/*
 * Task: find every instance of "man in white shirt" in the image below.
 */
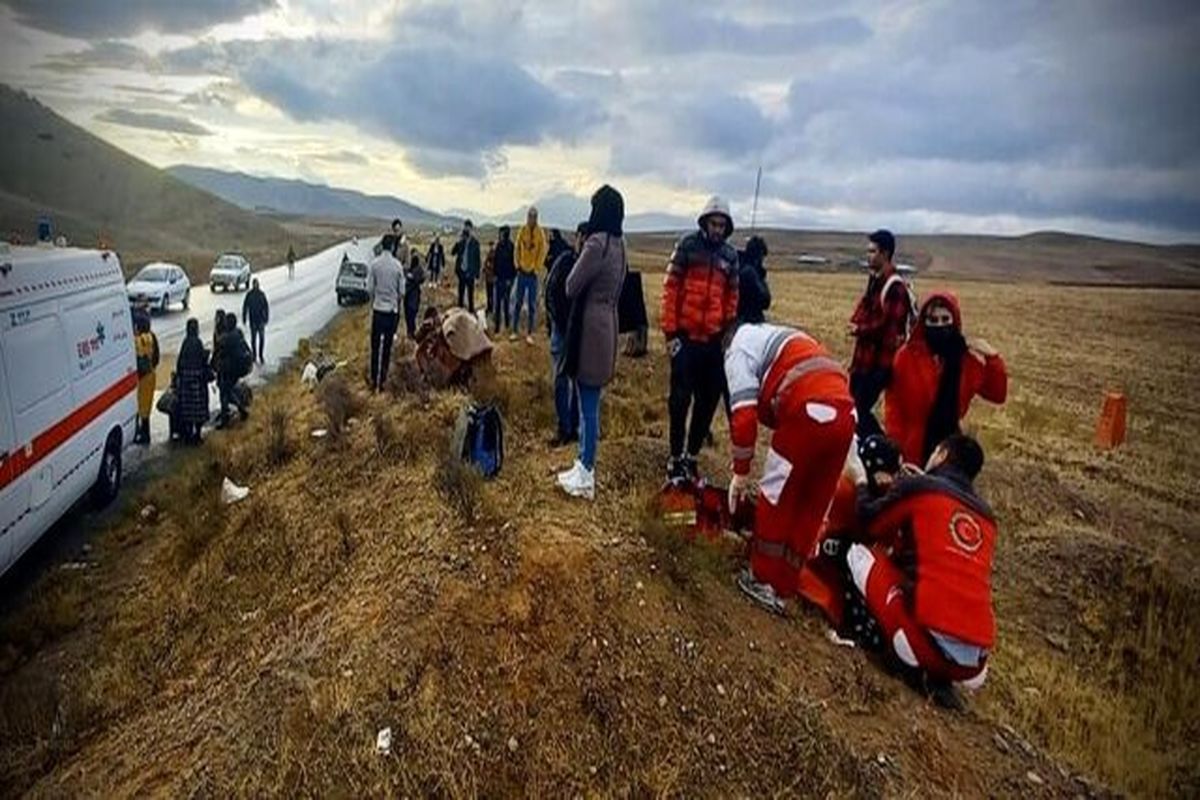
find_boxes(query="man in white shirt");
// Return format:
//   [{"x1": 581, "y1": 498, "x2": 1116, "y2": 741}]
[{"x1": 368, "y1": 234, "x2": 406, "y2": 391}]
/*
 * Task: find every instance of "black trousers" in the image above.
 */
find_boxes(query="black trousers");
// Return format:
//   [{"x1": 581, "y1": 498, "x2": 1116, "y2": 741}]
[
  {"x1": 250, "y1": 324, "x2": 265, "y2": 363},
  {"x1": 668, "y1": 338, "x2": 726, "y2": 458},
  {"x1": 370, "y1": 310, "x2": 399, "y2": 390},
  {"x1": 457, "y1": 277, "x2": 476, "y2": 312},
  {"x1": 850, "y1": 367, "x2": 891, "y2": 439},
  {"x1": 404, "y1": 292, "x2": 421, "y2": 338}
]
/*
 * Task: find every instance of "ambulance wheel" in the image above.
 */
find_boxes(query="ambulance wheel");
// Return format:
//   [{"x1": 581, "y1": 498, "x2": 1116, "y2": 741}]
[
  {"x1": 92, "y1": 430, "x2": 123, "y2": 508},
  {"x1": 160, "y1": 294, "x2": 169, "y2": 314},
  {"x1": 183, "y1": 289, "x2": 190, "y2": 310}
]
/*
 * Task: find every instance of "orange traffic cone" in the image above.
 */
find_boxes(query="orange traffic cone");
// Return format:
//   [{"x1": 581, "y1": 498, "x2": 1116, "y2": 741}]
[{"x1": 1095, "y1": 391, "x2": 1127, "y2": 450}]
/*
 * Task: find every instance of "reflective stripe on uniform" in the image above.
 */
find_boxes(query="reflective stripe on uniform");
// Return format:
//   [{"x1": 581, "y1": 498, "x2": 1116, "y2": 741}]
[{"x1": 770, "y1": 355, "x2": 845, "y2": 417}]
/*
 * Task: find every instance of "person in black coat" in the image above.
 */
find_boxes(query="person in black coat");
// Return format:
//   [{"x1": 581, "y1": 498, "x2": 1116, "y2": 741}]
[
  {"x1": 736, "y1": 235, "x2": 771, "y2": 324},
  {"x1": 175, "y1": 318, "x2": 212, "y2": 444},
  {"x1": 493, "y1": 225, "x2": 516, "y2": 333},
  {"x1": 404, "y1": 251, "x2": 425, "y2": 338},
  {"x1": 451, "y1": 220, "x2": 481, "y2": 312},
  {"x1": 214, "y1": 315, "x2": 251, "y2": 427},
  {"x1": 242, "y1": 278, "x2": 270, "y2": 364}
]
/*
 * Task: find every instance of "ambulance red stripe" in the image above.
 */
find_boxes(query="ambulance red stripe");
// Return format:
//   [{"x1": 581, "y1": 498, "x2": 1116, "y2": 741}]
[{"x1": 0, "y1": 370, "x2": 137, "y2": 492}]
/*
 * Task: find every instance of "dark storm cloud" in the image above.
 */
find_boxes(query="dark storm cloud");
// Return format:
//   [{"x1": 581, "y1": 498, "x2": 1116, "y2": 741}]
[
  {"x1": 169, "y1": 37, "x2": 593, "y2": 176},
  {"x1": 37, "y1": 41, "x2": 157, "y2": 74},
  {"x1": 95, "y1": 108, "x2": 213, "y2": 136},
  {"x1": 3, "y1": 0, "x2": 276, "y2": 38}
]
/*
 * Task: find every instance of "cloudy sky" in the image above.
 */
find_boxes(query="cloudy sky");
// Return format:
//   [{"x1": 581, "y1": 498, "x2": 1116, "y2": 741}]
[{"x1": 1, "y1": 0, "x2": 1197, "y2": 242}]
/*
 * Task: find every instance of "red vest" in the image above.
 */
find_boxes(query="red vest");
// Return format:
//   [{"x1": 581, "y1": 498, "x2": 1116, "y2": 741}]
[{"x1": 866, "y1": 474, "x2": 997, "y2": 647}]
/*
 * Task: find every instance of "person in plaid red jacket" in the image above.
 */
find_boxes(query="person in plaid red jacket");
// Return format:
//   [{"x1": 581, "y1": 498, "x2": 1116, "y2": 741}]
[{"x1": 848, "y1": 229, "x2": 912, "y2": 437}]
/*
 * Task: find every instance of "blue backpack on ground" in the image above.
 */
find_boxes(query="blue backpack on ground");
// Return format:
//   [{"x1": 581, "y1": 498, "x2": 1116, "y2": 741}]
[{"x1": 454, "y1": 403, "x2": 504, "y2": 479}]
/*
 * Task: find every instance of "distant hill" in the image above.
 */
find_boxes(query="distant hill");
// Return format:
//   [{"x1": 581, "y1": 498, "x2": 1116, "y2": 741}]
[
  {"x1": 168, "y1": 165, "x2": 455, "y2": 228},
  {"x1": 626, "y1": 228, "x2": 1200, "y2": 287},
  {"x1": 479, "y1": 192, "x2": 692, "y2": 233},
  {"x1": 0, "y1": 85, "x2": 302, "y2": 279}
]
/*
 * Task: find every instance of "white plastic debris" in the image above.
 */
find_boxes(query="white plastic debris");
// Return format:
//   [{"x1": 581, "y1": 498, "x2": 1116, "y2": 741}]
[
  {"x1": 310, "y1": 428, "x2": 329, "y2": 439},
  {"x1": 221, "y1": 477, "x2": 250, "y2": 505},
  {"x1": 376, "y1": 727, "x2": 392, "y2": 755},
  {"x1": 301, "y1": 361, "x2": 319, "y2": 387}
]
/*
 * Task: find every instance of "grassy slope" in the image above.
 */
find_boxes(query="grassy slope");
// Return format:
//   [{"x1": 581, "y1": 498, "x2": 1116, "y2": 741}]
[
  {"x1": 1, "y1": 252, "x2": 1198, "y2": 797},
  {"x1": 0, "y1": 86, "x2": 344, "y2": 280}
]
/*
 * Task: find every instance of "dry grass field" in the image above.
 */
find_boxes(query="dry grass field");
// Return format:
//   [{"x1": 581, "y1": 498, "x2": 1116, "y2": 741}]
[{"x1": 0, "y1": 242, "x2": 1197, "y2": 797}]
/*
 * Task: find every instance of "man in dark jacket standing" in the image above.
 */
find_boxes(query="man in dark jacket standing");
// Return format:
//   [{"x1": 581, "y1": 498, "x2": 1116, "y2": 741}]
[
  {"x1": 427, "y1": 235, "x2": 445, "y2": 287},
  {"x1": 242, "y1": 278, "x2": 269, "y2": 365},
  {"x1": 848, "y1": 229, "x2": 912, "y2": 438},
  {"x1": 736, "y1": 235, "x2": 771, "y2": 324},
  {"x1": 493, "y1": 225, "x2": 516, "y2": 333},
  {"x1": 452, "y1": 219, "x2": 481, "y2": 312},
  {"x1": 545, "y1": 221, "x2": 587, "y2": 446}
]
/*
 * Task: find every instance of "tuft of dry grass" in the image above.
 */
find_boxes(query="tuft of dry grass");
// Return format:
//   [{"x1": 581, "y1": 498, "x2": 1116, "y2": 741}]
[
  {"x1": 266, "y1": 405, "x2": 292, "y2": 466},
  {"x1": 433, "y1": 448, "x2": 484, "y2": 525}
]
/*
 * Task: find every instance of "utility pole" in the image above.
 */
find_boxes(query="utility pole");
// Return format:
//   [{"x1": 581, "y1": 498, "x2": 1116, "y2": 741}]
[{"x1": 750, "y1": 166, "x2": 762, "y2": 232}]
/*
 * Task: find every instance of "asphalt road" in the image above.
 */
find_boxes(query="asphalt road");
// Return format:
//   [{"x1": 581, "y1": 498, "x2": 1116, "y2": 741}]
[{"x1": 142, "y1": 237, "x2": 374, "y2": 446}]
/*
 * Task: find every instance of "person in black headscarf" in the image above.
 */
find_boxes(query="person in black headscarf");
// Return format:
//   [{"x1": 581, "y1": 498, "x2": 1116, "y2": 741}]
[
  {"x1": 175, "y1": 318, "x2": 212, "y2": 444},
  {"x1": 736, "y1": 235, "x2": 771, "y2": 324}
]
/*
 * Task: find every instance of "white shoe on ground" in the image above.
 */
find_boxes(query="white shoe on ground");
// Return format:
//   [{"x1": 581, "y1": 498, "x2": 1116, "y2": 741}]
[{"x1": 557, "y1": 460, "x2": 595, "y2": 500}]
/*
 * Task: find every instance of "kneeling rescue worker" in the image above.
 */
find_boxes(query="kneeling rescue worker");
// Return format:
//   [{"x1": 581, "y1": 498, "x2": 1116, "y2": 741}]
[
  {"x1": 846, "y1": 433, "x2": 996, "y2": 707},
  {"x1": 725, "y1": 322, "x2": 855, "y2": 614}
]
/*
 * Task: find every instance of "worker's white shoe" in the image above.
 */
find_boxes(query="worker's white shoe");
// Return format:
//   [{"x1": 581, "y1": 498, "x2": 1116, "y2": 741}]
[
  {"x1": 557, "y1": 460, "x2": 595, "y2": 500},
  {"x1": 556, "y1": 461, "x2": 581, "y2": 484}
]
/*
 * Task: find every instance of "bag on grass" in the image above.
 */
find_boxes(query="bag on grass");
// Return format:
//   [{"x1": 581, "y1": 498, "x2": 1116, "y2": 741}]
[{"x1": 452, "y1": 403, "x2": 505, "y2": 479}]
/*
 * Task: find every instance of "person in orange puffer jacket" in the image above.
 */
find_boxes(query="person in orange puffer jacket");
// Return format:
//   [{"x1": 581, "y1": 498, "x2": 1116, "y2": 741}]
[
  {"x1": 661, "y1": 196, "x2": 740, "y2": 482},
  {"x1": 884, "y1": 291, "x2": 1007, "y2": 466}
]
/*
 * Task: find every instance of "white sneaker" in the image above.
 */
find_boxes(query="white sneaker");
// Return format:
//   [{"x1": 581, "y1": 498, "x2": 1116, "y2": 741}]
[
  {"x1": 509, "y1": 332, "x2": 519, "y2": 342},
  {"x1": 524, "y1": 335, "x2": 535, "y2": 345},
  {"x1": 558, "y1": 460, "x2": 595, "y2": 500},
  {"x1": 556, "y1": 461, "x2": 581, "y2": 484}
]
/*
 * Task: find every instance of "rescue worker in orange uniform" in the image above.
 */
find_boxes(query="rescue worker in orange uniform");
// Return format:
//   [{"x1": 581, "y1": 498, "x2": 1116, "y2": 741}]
[
  {"x1": 725, "y1": 322, "x2": 855, "y2": 614},
  {"x1": 884, "y1": 292, "x2": 1007, "y2": 465},
  {"x1": 133, "y1": 310, "x2": 160, "y2": 446},
  {"x1": 797, "y1": 434, "x2": 902, "y2": 636},
  {"x1": 846, "y1": 433, "x2": 997, "y2": 707}
]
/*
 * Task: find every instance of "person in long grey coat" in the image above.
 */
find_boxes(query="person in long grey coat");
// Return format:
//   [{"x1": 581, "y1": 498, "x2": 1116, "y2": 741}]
[{"x1": 557, "y1": 184, "x2": 627, "y2": 500}]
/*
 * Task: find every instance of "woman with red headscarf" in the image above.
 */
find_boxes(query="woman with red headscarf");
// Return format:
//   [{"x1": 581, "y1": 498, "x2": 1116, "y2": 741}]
[{"x1": 884, "y1": 292, "x2": 1008, "y2": 466}]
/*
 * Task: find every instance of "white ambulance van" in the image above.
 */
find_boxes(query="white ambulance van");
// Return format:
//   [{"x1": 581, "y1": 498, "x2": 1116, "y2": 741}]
[{"x1": 0, "y1": 243, "x2": 137, "y2": 577}]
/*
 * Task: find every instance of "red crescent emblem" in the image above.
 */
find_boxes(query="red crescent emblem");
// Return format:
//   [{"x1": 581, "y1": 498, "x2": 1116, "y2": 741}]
[{"x1": 949, "y1": 511, "x2": 984, "y2": 553}]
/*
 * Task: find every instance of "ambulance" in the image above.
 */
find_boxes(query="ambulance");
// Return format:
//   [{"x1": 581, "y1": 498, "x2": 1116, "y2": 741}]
[{"x1": 0, "y1": 243, "x2": 137, "y2": 577}]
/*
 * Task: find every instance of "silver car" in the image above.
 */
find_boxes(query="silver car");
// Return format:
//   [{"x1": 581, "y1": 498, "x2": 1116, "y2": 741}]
[
  {"x1": 210, "y1": 252, "x2": 251, "y2": 292},
  {"x1": 336, "y1": 259, "x2": 370, "y2": 305},
  {"x1": 126, "y1": 262, "x2": 191, "y2": 313}
]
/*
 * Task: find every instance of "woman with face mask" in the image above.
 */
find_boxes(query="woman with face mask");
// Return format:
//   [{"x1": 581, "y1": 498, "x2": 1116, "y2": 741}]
[{"x1": 884, "y1": 292, "x2": 1008, "y2": 465}]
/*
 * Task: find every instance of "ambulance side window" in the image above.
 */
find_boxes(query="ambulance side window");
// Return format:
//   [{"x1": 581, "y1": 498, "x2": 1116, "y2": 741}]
[{"x1": 1, "y1": 312, "x2": 70, "y2": 444}]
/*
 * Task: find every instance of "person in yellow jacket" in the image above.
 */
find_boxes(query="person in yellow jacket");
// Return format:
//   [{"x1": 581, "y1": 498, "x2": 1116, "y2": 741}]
[
  {"x1": 133, "y1": 310, "x2": 160, "y2": 445},
  {"x1": 513, "y1": 206, "x2": 548, "y2": 344}
]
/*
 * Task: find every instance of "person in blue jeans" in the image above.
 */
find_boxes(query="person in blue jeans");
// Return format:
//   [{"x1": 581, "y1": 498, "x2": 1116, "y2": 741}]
[
  {"x1": 557, "y1": 185, "x2": 627, "y2": 500},
  {"x1": 513, "y1": 207, "x2": 548, "y2": 343},
  {"x1": 545, "y1": 222, "x2": 587, "y2": 445}
]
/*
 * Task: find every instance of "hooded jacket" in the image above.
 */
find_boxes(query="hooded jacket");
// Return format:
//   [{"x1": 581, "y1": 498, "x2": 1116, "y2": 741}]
[
  {"x1": 516, "y1": 221, "x2": 548, "y2": 274},
  {"x1": 858, "y1": 465, "x2": 998, "y2": 648},
  {"x1": 884, "y1": 292, "x2": 1008, "y2": 464},
  {"x1": 660, "y1": 197, "x2": 739, "y2": 343}
]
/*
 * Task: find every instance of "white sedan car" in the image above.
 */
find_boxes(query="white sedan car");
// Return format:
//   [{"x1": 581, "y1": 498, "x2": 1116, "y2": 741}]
[{"x1": 126, "y1": 262, "x2": 191, "y2": 313}]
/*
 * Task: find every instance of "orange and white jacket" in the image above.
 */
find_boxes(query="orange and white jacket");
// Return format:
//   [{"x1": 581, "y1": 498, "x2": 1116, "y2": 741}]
[{"x1": 725, "y1": 323, "x2": 849, "y2": 475}]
